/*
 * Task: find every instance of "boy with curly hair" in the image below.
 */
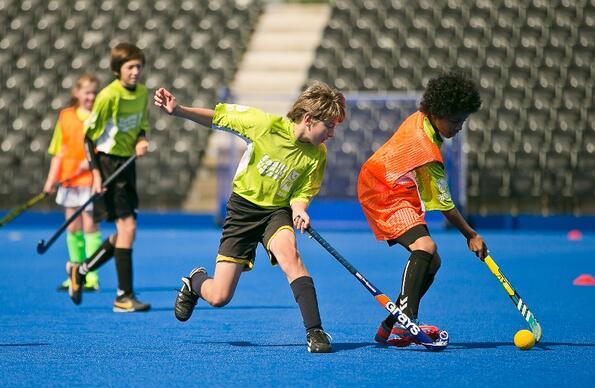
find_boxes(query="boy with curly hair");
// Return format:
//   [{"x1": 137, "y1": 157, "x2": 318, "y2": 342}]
[
  {"x1": 357, "y1": 71, "x2": 488, "y2": 345},
  {"x1": 154, "y1": 81, "x2": 345, "y2": 353}
]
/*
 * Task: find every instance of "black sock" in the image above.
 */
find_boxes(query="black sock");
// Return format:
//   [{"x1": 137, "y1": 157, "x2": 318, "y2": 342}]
[
  {"x1": 190, "y1": 270, "x2": 209, "y2": 298},
  {"x1": 385, "y1": 250, "x2": 433, "y2": 327},
  {"x1": 290, "y1": 276, "x2": 322, "y2": 331},
  {"x1": 80, "y1": 237, "x2": 115, "y2": 274},
  {"x1": 114, "y1": 248, "x2": 133, "y2": 295},
  {"x1": 420, "y1": 272, "x2": 436, "y2": 298}
]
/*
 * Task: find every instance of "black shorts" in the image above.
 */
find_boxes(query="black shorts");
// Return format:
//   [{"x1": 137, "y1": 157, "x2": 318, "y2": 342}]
[
  {"x1": 93, "y1": 152, "x2": 138, "y2": 223},
  {"x1": 217, "y1": 193, "x2": 294, "y2": 271},
  {"x1": 387, "y1": 224, "x2": 430, "y2": 250}
]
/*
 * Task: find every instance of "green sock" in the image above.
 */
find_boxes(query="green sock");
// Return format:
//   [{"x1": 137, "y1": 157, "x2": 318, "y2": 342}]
[
  {"x1": 84, "y1": 231, "x2": 103, "y2": 258},
  {"x1": 84, "y1": 231, "x2": 103, "y2": 284},
  {"x1": 66, "y1": 232, "x2": 86, "y2": 263}
]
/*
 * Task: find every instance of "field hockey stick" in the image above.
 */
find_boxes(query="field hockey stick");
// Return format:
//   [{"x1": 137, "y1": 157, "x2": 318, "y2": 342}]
[
  {"x1": 306, "y1": 226, "x2": 448, "y2": 351},
  {"x1": 0, "y1": 192, "x2": 48, "y2": 227},
  {"x1": 483, "y1": 255, "x2": 542, "y2": 342},
  {"x1": 36, "y1": 155, "x2": 137, "y2": 254},
  {"x1": 0, "y1": 170, "x2": 89, "y2": 228}
]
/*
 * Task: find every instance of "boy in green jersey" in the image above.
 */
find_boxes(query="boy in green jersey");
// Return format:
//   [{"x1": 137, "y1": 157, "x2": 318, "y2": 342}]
[
  {"x1": 154, "y1": 81, "x2": 346, "y2": 353},
  {"x1": 67, "y1": 42, "x2": 151, "y2": 312}
]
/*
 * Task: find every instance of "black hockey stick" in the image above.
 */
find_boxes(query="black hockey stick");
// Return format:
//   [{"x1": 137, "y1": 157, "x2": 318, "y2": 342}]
[{"x1": 36, "y1": 155, "x2": 137, "y2": 254}]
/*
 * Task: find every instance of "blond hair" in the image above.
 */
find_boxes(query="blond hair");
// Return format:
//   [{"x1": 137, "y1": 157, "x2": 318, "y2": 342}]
[
  {"x1": 287, "y1": 81, "x2": 346, "y2": 124},
  {"x1": 70, "y1": 73, "x2": 98, "y2": 107}
]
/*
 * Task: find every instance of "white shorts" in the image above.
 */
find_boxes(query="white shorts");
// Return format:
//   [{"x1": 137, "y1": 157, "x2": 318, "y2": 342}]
[{"x1": 55, "y1": 186, "x2": 94, "y2": 210}]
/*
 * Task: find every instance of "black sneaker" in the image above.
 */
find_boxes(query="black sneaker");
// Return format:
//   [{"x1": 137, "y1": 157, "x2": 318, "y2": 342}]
[
  {"x1": 57, "y1": 280, "x2": 100, "y2": 292},
  {"x1": 113, "y1": 293, "x2": 151, "y2": 313},
  {"x1": 66, "y1": 262, "x2": 85, "y2": 305},
  {"x1": 174, "y1": 268, "x2": 205, "y2": 322},
  {"x1": 306, "y1": 328, "x2": 333, "y2": 353}
]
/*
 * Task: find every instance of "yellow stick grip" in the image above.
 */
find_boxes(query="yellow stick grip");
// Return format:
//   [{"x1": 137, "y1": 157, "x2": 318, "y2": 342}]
[{"x1": 484, "y1": 255, "x2": 515, "y2": 295}]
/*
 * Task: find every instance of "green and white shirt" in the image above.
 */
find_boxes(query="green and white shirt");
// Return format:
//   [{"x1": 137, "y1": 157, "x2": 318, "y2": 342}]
[
  {"x1": 85, "y1": 80, "x2": 149, "y2": 156},
  {"x1": 212, "y1": 103, "x2": 326, "y2": 209}
]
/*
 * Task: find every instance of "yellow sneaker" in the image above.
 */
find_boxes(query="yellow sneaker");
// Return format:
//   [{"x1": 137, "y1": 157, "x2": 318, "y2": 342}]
[
  {"x1": 57, "y1": 278, "x2": 70, "y2": 292},
  {"x1": 84, "y1": 271, "x2": 100, "y2": 291},
  {"x1": 113, "y1": 293, "x2": 151, "y2": 313}
]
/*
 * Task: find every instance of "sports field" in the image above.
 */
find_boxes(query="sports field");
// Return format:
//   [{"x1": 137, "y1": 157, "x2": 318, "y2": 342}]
[{"x1": 1, "y1": 220, "x2": 593, "y2": 386}]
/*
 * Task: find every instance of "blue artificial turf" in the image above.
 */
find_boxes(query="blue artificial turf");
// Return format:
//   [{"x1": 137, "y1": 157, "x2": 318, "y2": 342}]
[{"x1": 0, "y1": 224, "x2": 594, "y2": 386}]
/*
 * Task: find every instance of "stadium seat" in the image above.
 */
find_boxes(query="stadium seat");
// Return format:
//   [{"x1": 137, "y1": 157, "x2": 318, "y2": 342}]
[
  {"x1": 531, "y1": 87, "x2": 558, "y2": 112},
  {"x1": 432, "y1": 26, "x2": 459, "y2": 50},
  {"x1": 541, "y1": 46, "x2": 568, "y2": 71},
  {"x1": 477, "y1": 169, "x2": 510, "y2": 199},
  {"x1": 555, "y1": 108, "x2": 583, "y2": 132},
  {"x1": 0, "y1": 0, "x2": 264, "y2": 208}
]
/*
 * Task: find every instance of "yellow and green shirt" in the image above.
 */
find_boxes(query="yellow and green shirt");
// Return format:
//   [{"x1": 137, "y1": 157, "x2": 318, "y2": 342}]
[
  {"x1": 411, "y1": 117, "x2": 454, "y2": 212},
  {"x1": 212, "y1": 103, "x2": 326, "y2": 209},
  {"x1": 85, "y1": 79, "x2": 149, "y2": 156}
]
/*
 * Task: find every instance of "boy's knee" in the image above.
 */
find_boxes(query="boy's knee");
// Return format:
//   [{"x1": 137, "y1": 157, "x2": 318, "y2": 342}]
[
  {"x1": 67, "y1": 224, "x2": 82, "y2": 233},
  {"x1": 210, "y1": 293, "x2": 232, "y2": 308},
  {"x1": 279, "y1": 255, "x2": 309, "y2": 281},
  {"x1": 409, "y1": 237, "x2": 436, "y2": 255},
  {"x1": 269, "y1": 230, "x2": 297, "y2": 256},
  {"x1": 275, "y1": 246, "x2": 299, "y2": 265},
  {"x1": 117, "y1": 220, "x2": 136, "y2": 239}
]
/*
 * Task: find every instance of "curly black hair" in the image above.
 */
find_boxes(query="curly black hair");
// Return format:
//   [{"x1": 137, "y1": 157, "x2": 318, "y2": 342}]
[{"x1": 419, "y1": 71, "x2": 481, "y2": 118}]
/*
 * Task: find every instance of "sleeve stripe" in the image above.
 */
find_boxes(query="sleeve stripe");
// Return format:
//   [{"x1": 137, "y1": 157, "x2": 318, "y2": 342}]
[{"x1": 211, "y1": 124, "x2": 251, "y2": 143}]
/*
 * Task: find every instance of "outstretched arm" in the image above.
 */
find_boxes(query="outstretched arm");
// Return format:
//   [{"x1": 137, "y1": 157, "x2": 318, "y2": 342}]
[
  {"x1": 153, "y1": 87, "x2": 214, "y2": 127},
  {"x1": 442, "y1": 207, "x2": 488, "y2": 259},
  {"x1": 43, "y1": 156, "x2": 62, "y2": 193}
]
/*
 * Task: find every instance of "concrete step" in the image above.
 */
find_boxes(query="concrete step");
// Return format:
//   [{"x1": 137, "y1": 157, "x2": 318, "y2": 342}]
[
  {"x1": 233, "y1": 70, "x2": 306, "y2": 92},
  {"x1": 258, "y1": 5, "x2": 329, "y2": 32},
  {"x1": 249, "y1": 32, "x2": 322, "y2": 51},
  {"x1": 182, "y1": 156, "x2": 217, "y2": 212},
  {"x1": 241, "y1": 51, "x2": 314, "y2": 71}
]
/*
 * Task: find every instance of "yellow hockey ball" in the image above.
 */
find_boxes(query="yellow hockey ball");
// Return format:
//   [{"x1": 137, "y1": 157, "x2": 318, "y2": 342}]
[{"x1": 514, "y1": 329, "x2": 535, "y2": 350}]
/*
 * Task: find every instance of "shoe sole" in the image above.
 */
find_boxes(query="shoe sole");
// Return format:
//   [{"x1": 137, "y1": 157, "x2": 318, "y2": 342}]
[
  {"x1": 307, "y1": 345, "x2": 332, "y2": 353},
  {"x1": 374, "y1": 335, "x2": 388, "y2": 344},
  {"x1": 174, "y1": 298, "x2": 195, "y2": 322},
  {"x1": 57, "y1": 286, "x2": 99, "y2": 292},
  {"x1": 387, "y1": 337, "x2": 415, "y2": 347},
  {"x1": 113, "y1": 306, "x2": 151, "y2": 313}
]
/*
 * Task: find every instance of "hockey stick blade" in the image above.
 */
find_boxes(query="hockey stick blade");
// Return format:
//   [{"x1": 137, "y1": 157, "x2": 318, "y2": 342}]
[
  {"x1": 483, "y1": 255, "x2": 542, "y2": 342},
  {"x1": 36, "y1": 239, "x2": 48, "y2": 254}
]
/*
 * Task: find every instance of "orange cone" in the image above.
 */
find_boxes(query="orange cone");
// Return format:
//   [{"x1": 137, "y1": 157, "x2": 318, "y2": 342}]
[{"x1": 573, "y1": 274, "x2": 595, "y2": 286}]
